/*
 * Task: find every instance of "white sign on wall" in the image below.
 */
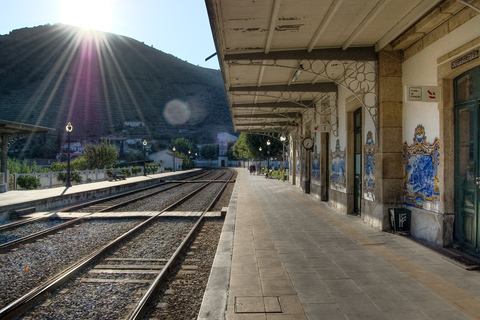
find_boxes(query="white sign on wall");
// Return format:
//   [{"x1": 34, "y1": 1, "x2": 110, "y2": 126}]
[
  {"x1": 406, "y1": 85, "x2": 441, "y2": 102},
  {"x1": 313, "y1": 123, "x2": 329, "y2": 132}
]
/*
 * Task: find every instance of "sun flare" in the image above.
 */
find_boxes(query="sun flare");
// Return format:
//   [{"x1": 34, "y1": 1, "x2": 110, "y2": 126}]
[{"x1": 60, "y1": 0, "x2": 113, "y2": 32}]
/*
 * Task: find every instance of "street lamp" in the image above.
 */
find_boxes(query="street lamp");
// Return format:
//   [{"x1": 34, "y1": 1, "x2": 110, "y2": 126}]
[
  {"x1": 65, "y1": 122, "x2": 73, "y2": 188},
  {"x1": 259, "y1": 147, "x2": 262, "y2": 171},
  {"x1": 143, "y1": 140, "x2": 147, "y2": 176},
  {"x1": 266, "y1": 139, "x2": 271, "y2": 170},
  {"x1": 172, "y1": 146, "x2": 176, "y2": 172},
  {"x1": 280, "y1": 134, "x2": 287, "y2": 182}
]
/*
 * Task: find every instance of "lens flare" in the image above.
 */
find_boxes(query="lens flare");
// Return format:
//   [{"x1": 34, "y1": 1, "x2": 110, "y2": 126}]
[{"x1": 163, "y1": 99, "x2": 191, "y2": 125}]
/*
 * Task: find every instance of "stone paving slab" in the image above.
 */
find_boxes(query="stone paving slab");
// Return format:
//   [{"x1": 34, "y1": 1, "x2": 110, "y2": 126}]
[{"x1": 199, "y1": 168, "x2": 480, "y2": 320}]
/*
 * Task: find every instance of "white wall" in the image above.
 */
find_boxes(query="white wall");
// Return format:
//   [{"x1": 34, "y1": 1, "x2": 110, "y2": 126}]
[{"x1": 402, "y1": 15, "x2": 480, "y2": 142}]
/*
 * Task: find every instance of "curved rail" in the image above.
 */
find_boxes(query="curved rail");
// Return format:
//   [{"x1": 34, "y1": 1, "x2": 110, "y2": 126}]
[{"x1": 128, "y1": 170, "x2": 233, "y2": 319}]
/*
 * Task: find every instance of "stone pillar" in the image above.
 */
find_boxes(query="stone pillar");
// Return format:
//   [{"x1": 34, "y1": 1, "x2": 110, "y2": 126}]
[{"x1": 375, "y1": 50, "x2": 404, "y2": 229}]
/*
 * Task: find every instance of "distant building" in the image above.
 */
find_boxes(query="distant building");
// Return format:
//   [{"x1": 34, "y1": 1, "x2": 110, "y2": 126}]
[
  {"x1": 216, "y1": 132, "x2": 238, "y2": 167},
  {"x1": 148, "y1": 149, "x2": 183, "y2": 171},
  {"x1": 124, "y1": 121, "x2": 144, "y2": 127}
]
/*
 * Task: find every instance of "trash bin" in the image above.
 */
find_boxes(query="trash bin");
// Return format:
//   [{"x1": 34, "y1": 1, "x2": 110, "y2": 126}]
[{"x1": 389, "y1": 208, "x2": 411, "y2": 233}]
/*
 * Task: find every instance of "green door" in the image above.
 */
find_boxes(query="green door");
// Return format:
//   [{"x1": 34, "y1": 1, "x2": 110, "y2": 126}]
[
  {"x1": 354, "y1": 108, "x2": 362, "y2": 216},
  {"x1": 454, "y1": 66, "x2": 480, "y2": 254},
  {"x1": 455, "y1": 103, "x2": 479, "y2": 253}
]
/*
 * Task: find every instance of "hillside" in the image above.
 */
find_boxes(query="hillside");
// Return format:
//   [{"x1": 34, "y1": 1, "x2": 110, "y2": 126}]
[{"x1": 0, "y1": 24, "x2": 233, "y2": 143}]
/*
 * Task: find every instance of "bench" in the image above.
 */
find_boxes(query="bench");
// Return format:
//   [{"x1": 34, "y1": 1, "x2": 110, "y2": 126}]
[{"x1": 108, "y1": 171, "x2": 127, "y2": 181}]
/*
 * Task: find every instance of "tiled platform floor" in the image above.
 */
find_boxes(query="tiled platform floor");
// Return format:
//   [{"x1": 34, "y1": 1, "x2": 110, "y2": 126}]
[{"x1": 200, "y1": 168, "x2": 480, "y2": 320}]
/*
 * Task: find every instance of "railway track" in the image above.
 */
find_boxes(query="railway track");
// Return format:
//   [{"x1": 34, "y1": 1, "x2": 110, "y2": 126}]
[
  {"x1": 0, "y1": 169, "x2": 219, "y2": 253},
  {"x1": 0, "y1": 169, "x2": 234, "y2": 319}
]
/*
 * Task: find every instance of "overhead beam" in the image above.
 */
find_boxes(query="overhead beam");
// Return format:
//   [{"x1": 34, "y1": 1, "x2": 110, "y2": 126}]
[
  {"x1": 233, "y1": 112, "x2": 302, "y2": 119},
  {"x1": 235, "y1": 121, "x2": 297, "y2": 127},
  {"x1": 224, "y1": 46, "x2": 377, "y2": 62},
  {"x1": 236, "y1": 128, "x2": 283, "y2": 132},
  {"x1": 308, "y1": 0, "x2": 344, "y2": 52},
  {"x1": 265, "y1": 0, "x2": 282, "y2": 53},
  {"x1": 342, "y1": 0, "x2": 391, "y2": 50},
  {"x1": 377, "y1": 0, "x2": 454, "y2": 51},
  {"x1": 231, "y1": 101, "x2": 315, "y2": 109},
  {"x1": 230, "y1": 83, "x2": 337, "y2": 93}
]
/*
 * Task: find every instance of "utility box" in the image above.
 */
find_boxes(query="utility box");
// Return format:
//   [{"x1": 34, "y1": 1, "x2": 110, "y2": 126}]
[{"x1": 389, "y1": 208, "x2": 411, "y2": 234}]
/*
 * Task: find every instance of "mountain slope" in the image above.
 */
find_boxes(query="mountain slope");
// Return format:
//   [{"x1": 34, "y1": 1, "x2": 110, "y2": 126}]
[{"x1": 0, "y1": 24, "x2": 232, "y2": 143}]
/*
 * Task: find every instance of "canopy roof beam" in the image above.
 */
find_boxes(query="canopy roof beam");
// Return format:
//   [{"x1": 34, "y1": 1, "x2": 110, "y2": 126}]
[
  {"x1": 231, "y1": 101, "x2": 315, "y2": 109},
  {"x1": 229, "y1": 83, "x2": 337, "y2": 93},
  {"x1": 224, "y1": 46, "x2": 377, "y2": 62}
]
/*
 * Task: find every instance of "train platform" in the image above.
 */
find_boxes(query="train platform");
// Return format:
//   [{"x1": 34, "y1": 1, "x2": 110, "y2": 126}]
[
  {"x1": 199, "y1": 168, "x2": 480, "y2": 320},
  {"x1": 0, "y1": 169, "x2": 201, "y2": 217}
]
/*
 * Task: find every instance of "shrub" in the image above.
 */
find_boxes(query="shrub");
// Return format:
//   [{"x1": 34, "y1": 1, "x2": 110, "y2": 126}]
[
  {"x1": 131, "y1": 167, "x2": 142, "y2": 176},
  {"x1": 120, "y1": 168, "x2": 131, "y2": 177},
  {"x1": 17, "y1": 175, "x2": 41, "y2": 190},
  {"x1": 57, "y1": 172, "x2": 82, "y2": 184}
]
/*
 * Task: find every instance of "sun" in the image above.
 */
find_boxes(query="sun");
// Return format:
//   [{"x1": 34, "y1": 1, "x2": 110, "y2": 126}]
[{"x1": 60, "y1": 0, "x2": 113, "y2": 32}]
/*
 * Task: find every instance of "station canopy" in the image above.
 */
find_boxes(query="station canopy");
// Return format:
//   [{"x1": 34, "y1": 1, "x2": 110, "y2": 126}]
[
  {"x1": 205, "y1": 0, "x2": 447, "y2": 133},
  {"x1": 0, "y1": 120, "x2": 55, "y2": 183},
  {"x1": 0, "y1": 120, "x2": 54, "y2": 135}
]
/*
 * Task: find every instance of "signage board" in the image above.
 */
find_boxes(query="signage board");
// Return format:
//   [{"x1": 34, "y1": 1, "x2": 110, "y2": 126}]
[
  {"x1": 451, "y1": 50, "x2": 479, "y2": 69},
  {"x1": 406, "y1": 85, "x2": 441, "y2": 102},
  {"x1": 313, "y1": 123, "x2": 329, "y2": 132}
]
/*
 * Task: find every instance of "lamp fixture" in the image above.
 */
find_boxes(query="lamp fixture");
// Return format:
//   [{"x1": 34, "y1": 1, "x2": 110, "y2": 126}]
[{"x1": 291, "y1": 64, "x2": 304, "y2": 83}]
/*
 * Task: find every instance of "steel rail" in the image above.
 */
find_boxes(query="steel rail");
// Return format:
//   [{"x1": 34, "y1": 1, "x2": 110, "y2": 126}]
[
  {"x1": 0, "y1": 170, "x2": 231, "y2": 320},
  {"x1": 128, "y1": 170, "x2": 234, "y2": 320},
  {"x1": 0, "y1": 170, "x2": 218, "y2": 253},
  {"x1": 0, "y1": 169, "x2": 209, "y2": 231}
]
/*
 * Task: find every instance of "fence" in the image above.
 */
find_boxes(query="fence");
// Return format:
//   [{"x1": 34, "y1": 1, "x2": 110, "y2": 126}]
[{"x1": 12, "y1": 166, "x2": 164, "y2": 190}]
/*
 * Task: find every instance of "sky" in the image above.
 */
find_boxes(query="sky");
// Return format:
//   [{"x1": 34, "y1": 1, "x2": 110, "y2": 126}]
[{"x1": 0, "y1": 0, "x2": 220, "y2": 70}]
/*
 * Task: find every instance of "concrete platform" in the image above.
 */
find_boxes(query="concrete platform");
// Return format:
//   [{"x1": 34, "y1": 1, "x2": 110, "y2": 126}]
[
  {"x1": 0, "y1": 169, "x2": 201, "y2": 218},
  {"x1": 199, "y1": 168, "x2": 480, "y2": 320}
]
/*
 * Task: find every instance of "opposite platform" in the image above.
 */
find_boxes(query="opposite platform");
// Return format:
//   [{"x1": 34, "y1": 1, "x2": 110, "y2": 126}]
[
  {"x1": 200, "y1": 168, "x2": 480, "y2": 320},
  {"x1": 0, "y1": 169, "x2": 201, "y2": 216}
]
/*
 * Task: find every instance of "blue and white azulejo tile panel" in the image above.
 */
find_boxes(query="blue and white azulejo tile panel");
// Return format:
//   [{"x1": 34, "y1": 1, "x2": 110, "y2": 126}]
[{"x1": 403, "y1": 125, "x2": 440, "y2": 212}]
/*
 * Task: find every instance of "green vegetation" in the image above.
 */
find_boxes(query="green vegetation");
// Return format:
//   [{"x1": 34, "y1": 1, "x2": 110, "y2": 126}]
[
  {"x1": 201, "y1": 144, "x2": 219, "y2": 160},
  {"x1": 171, "y1": 138, "x2": 197, "y2": 170},
  {"x1": 232, "y1": 133, "x2": 283, "y2": 160},
  {"x1": 83, "y1": 141, "x2": 118, "y2": 169},
  {"x1": 56, "y1": 171, "x2": 82, "y2": 184},
  {"x1": 16, "y1": 175, "x2": 41, "y2": 190}
]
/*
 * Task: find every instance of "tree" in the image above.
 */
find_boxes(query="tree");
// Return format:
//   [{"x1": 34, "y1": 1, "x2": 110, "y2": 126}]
[
  {"x1": 201, "y1": 144, "x2": 218, "y2": 160},
  {"x1": 232, "y1": 133, "x2": 282, "y2": 160},
  {"x1": 171, "y1": 137, "x2": 196, "y2": 155},
  {"x1": 231, "y1": 133, "x2": 252, "y2": 160},
  {"x1": 83, "y1": 141, "x2": 118, "y2": 169}
]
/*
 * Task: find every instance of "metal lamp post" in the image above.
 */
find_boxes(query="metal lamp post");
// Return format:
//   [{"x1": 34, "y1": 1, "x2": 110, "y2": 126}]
[
  {"x1": 280, "y1": 134, "x2": 286, "y2": 181},
  {"x1": 259, "y1": 146, "x2": 262, "y2": 171},
  {"x1": 172, "y1": 146, "x2": 176, "y2": 172},
  {"x1": 65, "y1": 122, "x2": 73, "y2": 188},
  {"x1": 266, "y1": 139, "x2": 271, "y2": 170},
  {"x1": 143, "y1": 140, "x2": 147, "y2": 176}
]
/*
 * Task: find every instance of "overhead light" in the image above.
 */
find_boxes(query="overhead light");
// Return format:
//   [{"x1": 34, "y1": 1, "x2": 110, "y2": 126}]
[
  {"x1": 291, "y1": 64, "x2": 304, "y2": 83},
  {"x1": 291, "y1": 69, "x2": 302, "y2": 83}
]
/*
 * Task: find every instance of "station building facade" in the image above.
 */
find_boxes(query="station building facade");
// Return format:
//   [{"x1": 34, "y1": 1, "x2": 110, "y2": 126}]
[
  {"x1": 287, "y1": 7, "x2": 480, "y2": 254},
  {"x1": 206, "y1": 0, "x2": 480, "y2": 255}
]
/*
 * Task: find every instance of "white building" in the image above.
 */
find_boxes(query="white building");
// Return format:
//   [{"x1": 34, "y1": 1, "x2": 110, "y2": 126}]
[{"x1": 148, "y1": 149, "x2": 183, "y2": 171}]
